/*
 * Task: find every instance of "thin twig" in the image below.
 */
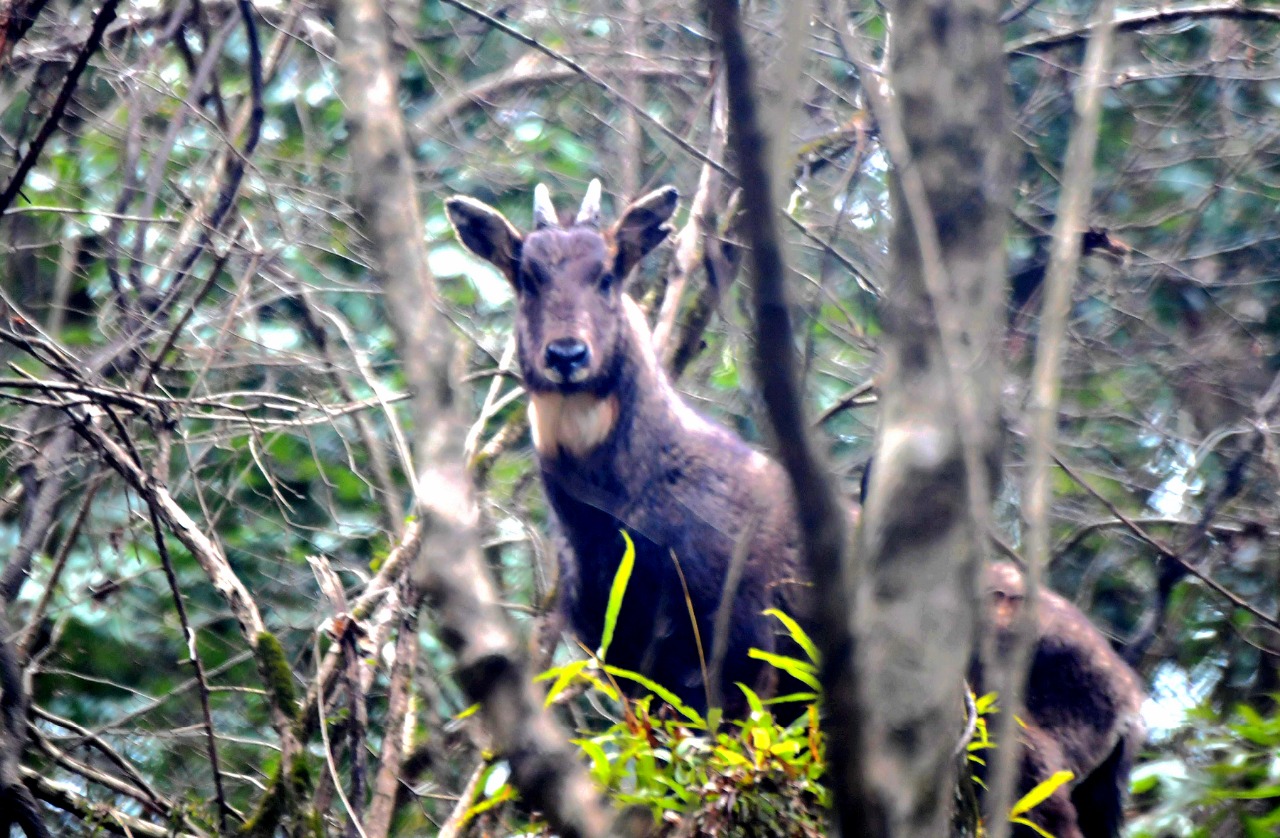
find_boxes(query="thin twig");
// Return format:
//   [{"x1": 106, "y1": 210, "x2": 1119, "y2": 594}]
[
  {"x1": 145, "y1": 493, "x2": 230, "y2": 831},
  {"x1": 308, "y1": 294, "x2": 411, "y2": 530},
  {"x1": 438, "y1": 0, "x2": 879, "y2": 296},
  {"x1": 707, "y1": 516, "x2": 759, "y2": 714},
  {"x1": 464, "y1": 335, "x2": 519, "y2": 464},
  {"x1": 315, "y1": 634, "x2": 371, "y2": 838},
  {"x1": 41, "y1": 383, "x2": 302, "y2": 784},
  {"x1": 1006, "y1": 1, "x2": 1280, "y2": 55},
  {"x1": 815, "y1": 378, "x2": 876, "y2": 425},
  {"x1": 365, "y1": 587, "x2": 424, "y2": 838},
  {"x1": 438, "y1": 761, "x2": 486, "y2": 838},
  {"x1": 988, "y1": 4, "x2": 1117, "y2": 835},
  {"x1": 298, "y1": 518, "x2": 424, "y2": 740},
  {"x1": 654, "y1": 80, "x2": 727, "y2": 362},
  {"x1": 0, "y1": 0, "x2": 123, "y2": 216},
  {"x1": 16, "y1": 475, "x2": 103, "y2": 657},
  {"x1": 20, "y1": 766, "x2": 202, "y2": 838},
  {"x1": 439, "y1": 0, "x2": 729, "y2": 182},
  {"x1": 29, "y1": 706, "x2": 167, "y2": 812},
  {"x1": 55, "y1": 650, "x2": 255, "y2": 748},
  {"x1": 1054, "y1": 454, "x2": 1280, "y2": 631}
]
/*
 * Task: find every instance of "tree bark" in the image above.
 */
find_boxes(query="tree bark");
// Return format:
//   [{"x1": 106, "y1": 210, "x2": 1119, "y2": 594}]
[
  {"x1": 856, "y1": 0, "x2": 1010, "y2": 834},
  {"x1": 334, "y1": 2, "x2": 615, "y2": 837},
  {"x1": 703, "y1": 0, "x2": 866, "y2": 832},
  {"x1": 990, "y1": 3, "x2": 1116, "y2": 835}
]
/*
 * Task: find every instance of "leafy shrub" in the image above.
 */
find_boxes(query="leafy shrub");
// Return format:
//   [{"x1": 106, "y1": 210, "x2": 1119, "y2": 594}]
[
  {"x1": 458, "y1": 534, "x2": 1079, "y2": 837},
  {"x1": 457, "y1": 533, "x2": 826, "y2": 835},
  {"x1": 966, "y1": 692, "x2": 1075, "y2": 838},
  {"x1": 1128, "y1": 701, "x2": 1280, "y2": 838}
]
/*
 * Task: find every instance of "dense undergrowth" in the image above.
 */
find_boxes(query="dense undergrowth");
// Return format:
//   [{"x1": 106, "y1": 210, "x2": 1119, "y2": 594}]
[{"x1": 452, "y1": 534, "x2": 1074, "y2": 837}]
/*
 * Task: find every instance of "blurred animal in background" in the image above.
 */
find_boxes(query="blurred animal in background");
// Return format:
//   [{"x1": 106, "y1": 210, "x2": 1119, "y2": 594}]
[{"x1": 973, "y1": 562, "x2": 1146, "y2": 838}]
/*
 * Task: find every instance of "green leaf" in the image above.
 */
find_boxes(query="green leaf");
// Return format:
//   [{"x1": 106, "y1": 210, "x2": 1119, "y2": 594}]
[
  {"x1": 764, "y1": 691, "x2": 819, "y2": 706},
  {"x1": 1009, "y1": 816, "x2": 1056, "y2": 838},
  {"x1": 541, "y1": 659, "x2": 589, "y2": 706},
  {"x1": 1209, "y1": 784, "x2": 1280, "y2": 801},
  {"x1": 748, "y1": 649, "x2": 822, "y2": 691},
  {"x1": 738, "y1": 682, "x2": 766, "y2": 716},
  {"x1": 578, "y1": 671, "x2": 620, "y2": 701},
  {"x1": 1010, "y1": 770, "x2": 1075, "y2": 817},
  {"x1": 1128, "y1": 772, "x2": 1159, "y2": 795},
  {"x1": 604, "y1": 665, "x2": 706, "y2": 727},
  {"x1": 715, "y1": 746, "x2": 750, "y2": 766},
  {"x1": 975, "y1": 692, "x2": 1000, "y2": 714},
  {"x1": 462, "y1": 783, "x2": 515, "y2": 826},
  {"x1": 763, "y1": 608, "x2": 820, "y2": 664},
  {"x1": 573, "y1": 738, "x2": 611, "y2": 783},
  {"x1": 597, "y1": 531, "x2": 636, "y2": 661},
  {"x1": 653, "y1": 772, "x2": 699, "y2": 803},
  {"x1": 769, "y1": 739, "x2": 801, "y2": 757}
]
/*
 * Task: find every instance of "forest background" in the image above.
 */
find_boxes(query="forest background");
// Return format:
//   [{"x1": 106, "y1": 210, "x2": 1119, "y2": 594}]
[{"x1": 1, "y1": 0, "x2": 1279, "y2": 836}]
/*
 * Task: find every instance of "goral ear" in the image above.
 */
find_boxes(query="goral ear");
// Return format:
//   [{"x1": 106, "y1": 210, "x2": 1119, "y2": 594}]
[
  {"x1": 610, "y1": 185, "x2": 678, "y2": 280},
  {"x1": 444, "y1": 196, "x2": 524, "y2": 285}
]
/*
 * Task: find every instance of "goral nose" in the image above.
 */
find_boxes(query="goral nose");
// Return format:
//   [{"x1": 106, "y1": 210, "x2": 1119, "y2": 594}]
[{"x1": 544, "y1": 338, "x2": 590, "y2": 380}]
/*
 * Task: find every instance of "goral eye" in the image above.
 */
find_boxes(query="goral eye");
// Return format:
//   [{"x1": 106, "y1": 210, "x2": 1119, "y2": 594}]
[{"x1": 598, "y1": 271, "x2": 617, "y2": 292}]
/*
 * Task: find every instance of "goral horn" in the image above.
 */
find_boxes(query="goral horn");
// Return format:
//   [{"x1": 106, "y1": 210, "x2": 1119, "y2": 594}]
[
  {"x1": 533, "y1": 183, "x2": 558, "y2": 229},
  {"x1": 575, "y1": 178, "x2": 602, "y2": 228}
]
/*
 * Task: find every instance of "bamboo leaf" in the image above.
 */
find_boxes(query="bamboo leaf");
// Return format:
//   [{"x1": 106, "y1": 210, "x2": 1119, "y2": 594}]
[{"x1": 597, "y1": 530, "x2": 637, "y2": 661}]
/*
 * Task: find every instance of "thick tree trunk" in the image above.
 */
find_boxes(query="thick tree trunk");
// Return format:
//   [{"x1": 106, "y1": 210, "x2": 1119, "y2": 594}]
[
  {"x1": 705, "y1": 0, "x2": 863, "y2": 828},
  {"x1": 856, "y1": 0, "x2": 1010, "y2": 834},
  {"x1": 334, "y1": 3, "x2": 614, "y2": 837}
]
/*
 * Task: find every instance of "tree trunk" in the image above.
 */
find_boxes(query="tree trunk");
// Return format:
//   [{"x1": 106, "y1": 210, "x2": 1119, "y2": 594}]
[{"x1": 856, "y1": 0, "x2": 1010, "y2": 834}]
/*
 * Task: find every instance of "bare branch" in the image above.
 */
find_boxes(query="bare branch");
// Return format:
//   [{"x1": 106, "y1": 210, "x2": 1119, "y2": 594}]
[
  {"x1": 0, "y1": 0, "x2": 121, "y2": 216},
  {"x1": 145, "y1": 495, "x2": 230, "y2": 832},
  {"x1": 365, "y1": 587, "x2": 424, "y2": 838},
  {"x1": 21, "y1": 766, "x2": 203, "y2": 838},
  {"x1": 334, "y1": 2, "x2": 616, "y2": 836},
  {"x1": 0, "y1": 0, "x2": 52, "y2": 65},
  {"x1": 653, "y1": 81, "x2": 728, "y2": 363},
  {"x1": 48, "y1": 403, "x2": 303, "y2": 801},
  {"x1": 439, "y1": 0, "x2": 728, "y2": 179},
  {"x1": 704, "y1": 0, "x2": 862, "y2": 830},
  {"x1": 1054, "y1": 454, "x2": 1280, "y2": 632},
  {"x1": 1007, "y1": 1, "x2": 1280, "y2": 55},
  {"x1": 989, "y1": 4, "x2": 1117, "y2": 836}
]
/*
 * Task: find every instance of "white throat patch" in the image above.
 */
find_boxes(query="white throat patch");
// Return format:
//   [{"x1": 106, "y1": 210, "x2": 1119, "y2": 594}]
[{"x1": 528, "y1": 392, "x2": 619, "y2": 458}]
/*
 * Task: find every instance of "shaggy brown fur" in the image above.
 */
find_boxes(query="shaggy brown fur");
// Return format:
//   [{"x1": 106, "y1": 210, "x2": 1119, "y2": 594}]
[
  {"x1": 975, "y1": 562, "x2": 1146, "y2": 838},
  {"x1": 446, "y1": 182, "x2": 810, "y2": 716}
]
